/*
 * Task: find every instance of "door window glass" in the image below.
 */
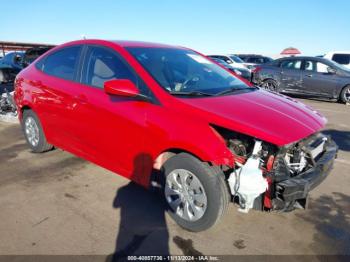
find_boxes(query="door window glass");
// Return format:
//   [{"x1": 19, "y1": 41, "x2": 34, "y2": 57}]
[
  {"x1": 82, "y1": 46, "x2": 137, "y2": 89},
  {"x1": 42, "y1": 46, "x2": 81, "y2": 81},
  {"x1": 280, "y1": 60, "x2": 302, "y2": 70},
  {"x1": 316, "y1": 62, "x2": 330, "y2": 73},
  {"x1": 304, "y1": 60, "x2": 316, "y2": 71}
]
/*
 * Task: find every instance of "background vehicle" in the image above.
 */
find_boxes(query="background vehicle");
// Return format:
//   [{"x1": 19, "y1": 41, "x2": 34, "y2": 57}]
[
  {"x1": 21, "y1": 47, "x2": 53, "y2": 68},
  {"x1": 0, "y1": 67, "x2": 20, "y2": 114},
  {"x1": 234, "y1": 54, "x2": 273, "y2": 70},
  {"x1": 0, "y1": 67, "x2": 20, "y2": 85},
  {"x1": 14, "y1": 40, "x2": 337, "y2": 232},
  {"x1": 207, "y1": 55, "x2": 248, "y2": 70},
  {"x1": 0, "y1": 52, "x2": 24, "y2": 70},
  {"x1": 324, "y1": 51, "x2": 350, "y2": 69},
  {"x1": 209, "y1": 57, "x2": 252, "y2": 81},
  {"x1": 253, "y1": 56, "x2": 350, "y2": 103}
]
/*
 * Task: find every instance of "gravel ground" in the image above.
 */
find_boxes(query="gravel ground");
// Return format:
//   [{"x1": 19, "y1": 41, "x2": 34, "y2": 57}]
[{"x1": 0, "y1": 98, "x2": 349, "y2": 258}]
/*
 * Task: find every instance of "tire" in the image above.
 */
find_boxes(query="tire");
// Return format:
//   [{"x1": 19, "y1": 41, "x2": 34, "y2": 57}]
[
  {"x1": 261, "y1": 79, "x2": 278, "y2": 92},
  {"x1": 339, "y1": 85, "x2": 350, "y2": 104},
  {"x1": 162, "y1": 153, "x2": 230, "y2": 232},
  {"x1": 22, "y1": 109, "x2": 53, "y2": 153}
]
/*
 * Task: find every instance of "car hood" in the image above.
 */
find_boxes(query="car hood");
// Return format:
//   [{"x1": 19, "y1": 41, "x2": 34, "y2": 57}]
[{"x1": 179, "y1": 89, "x2": 326, "y2": 146}]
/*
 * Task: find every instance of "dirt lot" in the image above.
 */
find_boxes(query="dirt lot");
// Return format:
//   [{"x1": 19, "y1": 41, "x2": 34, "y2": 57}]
[{"x1": 0, "y1": 98, "x2": 349, "y2": 257}]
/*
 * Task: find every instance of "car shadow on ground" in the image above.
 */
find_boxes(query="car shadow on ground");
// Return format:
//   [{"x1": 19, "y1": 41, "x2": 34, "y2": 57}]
[
  {"x1": 106, "y1": 154, "x2": 170, "y2": 262},
  {"x1": 296, "y1": 192, "x2": 350, "y2": 255},
  {"x1": 323, "y1": 129, "x2": 350, "y2": 152}
]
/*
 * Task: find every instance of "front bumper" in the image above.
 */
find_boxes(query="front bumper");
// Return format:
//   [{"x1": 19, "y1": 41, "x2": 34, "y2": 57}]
[{"x1": 272, "y1": 138, "x2": 338, "y2": 211}]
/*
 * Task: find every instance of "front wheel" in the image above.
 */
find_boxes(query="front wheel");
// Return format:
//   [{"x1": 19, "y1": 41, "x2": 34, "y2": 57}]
[
  {"x1": 162, "y1": 153, "x2": 230, "y2": 232},
  {"x1": 339, "y1": 85, "x2": 350, "y2": 104}
]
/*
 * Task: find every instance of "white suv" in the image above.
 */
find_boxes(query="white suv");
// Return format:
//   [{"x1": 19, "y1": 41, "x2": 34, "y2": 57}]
[{"x1": 324, "y1": 51, "x2": 350, "y2": 69}]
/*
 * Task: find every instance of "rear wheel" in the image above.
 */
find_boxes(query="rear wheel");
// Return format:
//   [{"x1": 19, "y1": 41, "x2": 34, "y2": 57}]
[
  {"x1": 339, "y1": 85, "x2": 350, "y2": 104},
  {"x1": 261, "y1": 79, "x2": 278, "y2": 92},
  {"x1": 162, "y1": 153, "x2": 229, "y2": 232},
  {"x1": 22, "y1": 110, "x2": 53, "y2": 153}
]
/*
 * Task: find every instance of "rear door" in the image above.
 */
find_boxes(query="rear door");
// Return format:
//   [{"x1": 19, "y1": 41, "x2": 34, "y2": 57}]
[
  {"x1": 35, "y1": 45, "x2": 84, "y2": 152},
  {"x1": 279, "y1": 59, "x2": 303, "y2": 92},
  {"x1": 302, "y1": 59, "x2": 338, "y2": 97}
]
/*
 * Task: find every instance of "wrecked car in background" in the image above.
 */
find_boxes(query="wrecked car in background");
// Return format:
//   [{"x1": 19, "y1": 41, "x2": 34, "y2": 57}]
[
  {"x1": 21, "y1": 46, "x2": 54, "y2": 68},
  {"x1": 0, "y1": 51, "x2": 24, "y2": 70},
  {"x1": 0, "y1": 45, "x2": 53, "y2": 117},
  {"x1": 0, "y1": 67, "x2": 18, "y2": 117},
  {"x1": 14, "y1": 40, "x2": 338, "y2": 232},
  {"x1": 253, "y1": 56, "x2": 350, "y2": 104}
]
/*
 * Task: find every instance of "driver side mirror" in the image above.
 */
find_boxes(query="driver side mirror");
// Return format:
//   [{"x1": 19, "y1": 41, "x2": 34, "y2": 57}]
[
  {"x1": 327, "y1": 67, "x2": 337, "y2": 74},
  {"x1": 104, "y1": 79, "x2": 140, "y2": 97},
  {"x1": 104, "y1": 79, "x2": 151, "y2": 102}
]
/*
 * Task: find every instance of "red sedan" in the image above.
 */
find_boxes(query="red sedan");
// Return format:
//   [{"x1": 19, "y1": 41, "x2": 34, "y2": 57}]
[{"x1": 14, "y1": 40, "x2": 337, "y2": 231}]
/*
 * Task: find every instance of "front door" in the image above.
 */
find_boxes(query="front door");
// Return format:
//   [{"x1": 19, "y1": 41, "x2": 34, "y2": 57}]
[
  {"x1": 302, "y1": 60, "x2": 339, "y2": 97},
  {"x1": 72, "y1": 45, "x2": 154, "y2": 181}
]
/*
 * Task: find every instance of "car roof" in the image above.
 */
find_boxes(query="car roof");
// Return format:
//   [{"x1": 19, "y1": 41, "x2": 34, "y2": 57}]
[
  {"x1": 59, "y1": 39, "x2": 185, "y2": 49},
  {"x1": 234, "y1": 54, "x2": 266, "y2": 57},
  {"x1": 278, "y1": 56, "x2": 330, "y2": 61}
]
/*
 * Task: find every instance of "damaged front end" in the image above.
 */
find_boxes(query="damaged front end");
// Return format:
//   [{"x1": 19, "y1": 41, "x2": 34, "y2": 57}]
[
  {"x1": 272, "y1": 133, "x2": 338, "y2": 211},
  {"x1": 213, "y1": 126, "x2": 338, "y2": 213}
]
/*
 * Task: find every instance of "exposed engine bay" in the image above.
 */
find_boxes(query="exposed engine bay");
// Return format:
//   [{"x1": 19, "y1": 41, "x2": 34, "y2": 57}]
[
  {"x1": 0, "y1": 88, "x2": 17, "y2": 123},
  {"x1": 0, "y1": 89, "x2": 17, "y2": 116},
  {"x1": 212, "y1": 125, "x2": 335, "y2": 213}
]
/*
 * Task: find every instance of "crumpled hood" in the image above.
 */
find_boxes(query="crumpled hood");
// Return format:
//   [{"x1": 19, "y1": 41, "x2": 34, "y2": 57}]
[{"x1": 179, "y1": 89, "x2": 326, "y2": 146}]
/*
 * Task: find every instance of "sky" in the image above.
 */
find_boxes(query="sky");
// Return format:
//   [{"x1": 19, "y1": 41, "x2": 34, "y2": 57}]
[{"x1": 1, "y1": 0, "x2": 349, "y2": 56}]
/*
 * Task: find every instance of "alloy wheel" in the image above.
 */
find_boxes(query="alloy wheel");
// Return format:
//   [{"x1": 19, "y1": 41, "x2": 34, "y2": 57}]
[
  {"x1": 165, "y1": 169, "x2": 207, "y2": 221},
  {"x1": 345, "y1": 87, "x2": 350, "y2": 102},
  {"x1": 24, "y1": 116, "x2": 40, "y2": 147}
]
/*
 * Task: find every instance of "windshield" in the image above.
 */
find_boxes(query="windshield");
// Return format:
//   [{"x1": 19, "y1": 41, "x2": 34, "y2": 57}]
[
  {"x1": 229, "y1": 55, "x2": 244, "y2": 63},
  {"x1": 126, "y1": 47, "x2": 251, "y2": 96}
]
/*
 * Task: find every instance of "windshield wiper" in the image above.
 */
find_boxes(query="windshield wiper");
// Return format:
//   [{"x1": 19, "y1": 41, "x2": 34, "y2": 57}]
[
  {"x1": 214, "y1": 87, "x2": 253, "y2": 96},
  {"x1": 169, "y1": 90, "x2": 213, "y2": 97}
]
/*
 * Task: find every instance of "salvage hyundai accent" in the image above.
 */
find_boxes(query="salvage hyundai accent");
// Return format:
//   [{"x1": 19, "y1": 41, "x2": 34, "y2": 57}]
[{"x1": 14, "y1": 40, "x2": 338, "y2": 232}]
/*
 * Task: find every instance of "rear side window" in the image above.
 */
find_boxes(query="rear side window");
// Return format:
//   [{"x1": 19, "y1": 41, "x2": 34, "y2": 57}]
[
  {"x1": 82, "y1": 46, "x2": 137, "y2": 89},
  {"x1": 332, "y1": 54, "x2": 350, "y2": 65},
  {"x1": 247, "y1": 57, "x2": 264, "y2": 64},
  {"x1": 280, "y1": 60, "x2": 302, "y2": 70},
  {"x1": 264, "y1": 57, "x2": 273, "y2": 63},
  {"x1": 42, "y1": 46, "x2": 81, "y2": 81}
]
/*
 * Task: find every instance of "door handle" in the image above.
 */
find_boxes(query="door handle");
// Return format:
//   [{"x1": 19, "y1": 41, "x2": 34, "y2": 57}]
[{"x1": 306, "y1": 74, "x2": 313, "y2": 78}]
